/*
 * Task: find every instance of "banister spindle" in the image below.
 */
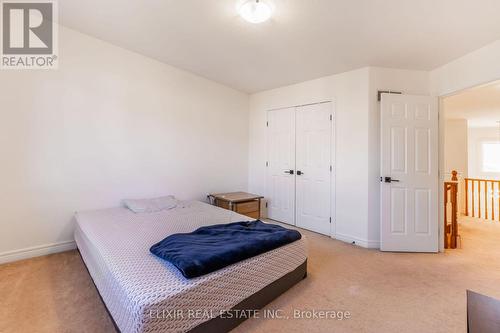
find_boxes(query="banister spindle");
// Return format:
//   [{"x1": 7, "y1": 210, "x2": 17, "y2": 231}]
[
  {"x1": 479, "y1": 181, "x2": 482, "y2": 219},
  {"x1": 472, "y1": 180, "x2": 475, "y2": 218},
  {"x1": 465, "y1": 179, "x2": 468, "y2": 216},
  {"x1": 485, "y1": 180, "x2": 488, "y2": 220},
  {"x1": 492, "y1": 181, "x2": 495, "y2": 221}
]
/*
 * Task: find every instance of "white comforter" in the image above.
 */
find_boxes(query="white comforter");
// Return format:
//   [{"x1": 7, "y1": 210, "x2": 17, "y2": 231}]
[{"x1": 74, "y1": 201, "x2": 307, "y2": 333}]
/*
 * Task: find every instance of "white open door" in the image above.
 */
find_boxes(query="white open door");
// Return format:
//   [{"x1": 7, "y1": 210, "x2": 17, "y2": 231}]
[
  {"x1": 380, "y1": 94, "x2": 438, "y2": 252},
  {"x1": 266, "y1": 107, "x2": 296, "y2": 225}
]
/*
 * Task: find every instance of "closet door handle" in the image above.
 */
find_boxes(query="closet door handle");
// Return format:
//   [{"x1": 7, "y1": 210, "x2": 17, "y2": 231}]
[
  {"x1": 284, "y1": 170, "x2": 294, "y2": 175},
  {"x1": 297, "y1": 170, "x2": 304, "y2": 175}
]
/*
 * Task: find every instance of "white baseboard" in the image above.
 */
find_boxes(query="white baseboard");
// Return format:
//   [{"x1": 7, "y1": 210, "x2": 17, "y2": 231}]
[
  {"x1": 334, "y1": 233, "x2": 380, "y2": 249},
  {"x1": 0, "y1": 240, "x2": 76, "y2": 265}
]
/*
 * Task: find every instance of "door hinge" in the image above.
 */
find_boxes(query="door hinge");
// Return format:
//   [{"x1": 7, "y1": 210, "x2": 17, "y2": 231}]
[
  {"x1": 329, "y1": 217, "x2": 332, "y2": 223},
  {"x1": 266, "y1": 161, "x2": 269, "y2": 167},
  {"x1": 329, "y1": 114, "x2": 332, "y2": 121},
  {"x1": 330, "y1": 165, "x2": 332, "y2": 172},
  {"x1": 265, "y1": 202, "x2": 268, "y2": 208},
  {"x1": 266, "y1": 121, "x2": 269, "y2": 127}
]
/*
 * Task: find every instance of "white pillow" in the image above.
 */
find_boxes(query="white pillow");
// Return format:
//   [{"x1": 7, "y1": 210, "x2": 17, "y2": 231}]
[{"x1": 123, "y1": 195, "x2": 178, "y2": 213}]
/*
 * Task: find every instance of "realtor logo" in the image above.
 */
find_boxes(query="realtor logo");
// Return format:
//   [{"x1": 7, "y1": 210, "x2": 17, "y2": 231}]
[{"x1": 1, "y1": 0, "x2": 58, "y2": 69}]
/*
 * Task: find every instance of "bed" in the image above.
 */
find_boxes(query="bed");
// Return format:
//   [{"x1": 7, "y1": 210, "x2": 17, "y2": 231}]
[{"x1": 74, "y1": 200, "x2": 307, "y2": 333}]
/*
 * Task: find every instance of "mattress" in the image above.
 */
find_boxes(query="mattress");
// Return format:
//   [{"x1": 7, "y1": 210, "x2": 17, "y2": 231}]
[{"x1": 74, "y1": 201, "x2": 307, "y2": 333}]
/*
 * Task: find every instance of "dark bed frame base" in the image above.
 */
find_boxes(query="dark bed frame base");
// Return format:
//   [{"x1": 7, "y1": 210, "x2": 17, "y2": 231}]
[
  {"x1": 78, "y1": 251, "x2": 307, "y2": 333},
  {"x1": 190, "y1": 260, "x2": 307, "y2": 333}
]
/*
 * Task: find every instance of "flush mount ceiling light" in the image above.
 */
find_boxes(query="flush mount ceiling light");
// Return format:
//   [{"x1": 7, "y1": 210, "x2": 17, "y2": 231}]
[{"x1": 239, "y1": 0, "x2": 272, "y2": 24}]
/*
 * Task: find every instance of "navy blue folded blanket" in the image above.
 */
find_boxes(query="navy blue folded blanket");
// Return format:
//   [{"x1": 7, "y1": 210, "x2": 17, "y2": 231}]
[{"x1": 150, "y1": 220, "x2": 301, "y2": 279}]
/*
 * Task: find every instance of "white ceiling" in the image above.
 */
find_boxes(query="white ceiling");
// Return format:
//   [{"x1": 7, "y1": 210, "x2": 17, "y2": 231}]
[
  {"x1": 59, "y1": 0, "x2": 500, "y2": 93},
  {"x1": 444, "y1": 82, "x2": 500, "y2": 127}
]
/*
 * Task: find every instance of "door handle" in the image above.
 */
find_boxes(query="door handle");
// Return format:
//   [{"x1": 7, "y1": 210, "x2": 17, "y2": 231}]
[
  {"x1": 297, "y1": 170, "x2": 304, "y2": 176},
  {"x1": 383, "y1": 177, "x2": 400, "y2": 183},
  {"x1": 284, "y1": 170, "x2": 294, "y2": 175}
]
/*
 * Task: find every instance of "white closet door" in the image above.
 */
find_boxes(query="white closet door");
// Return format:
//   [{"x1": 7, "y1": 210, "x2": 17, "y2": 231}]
[
  {"x1": 266, "y1": 108, "x2": 296, "y2": 225},
  {"x1": 295, "y1": 102, "x2": 332, "y2": 235}
]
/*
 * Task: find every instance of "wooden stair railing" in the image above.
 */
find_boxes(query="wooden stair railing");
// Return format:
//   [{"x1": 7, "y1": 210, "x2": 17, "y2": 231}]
[
  {"x1": 464, "y1": 177, "x2": 500, "y2": 221},
  {"x1": 444, "y1": 171, "x2": 458, "y2": 249}
]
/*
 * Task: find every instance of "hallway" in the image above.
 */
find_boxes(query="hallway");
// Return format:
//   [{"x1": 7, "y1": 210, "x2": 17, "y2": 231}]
[{"x1": 456, "y1": 216, "x2": 500, "y2": 256}]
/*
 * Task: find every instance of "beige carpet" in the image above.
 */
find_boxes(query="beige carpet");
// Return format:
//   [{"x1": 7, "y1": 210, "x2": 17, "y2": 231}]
[{"x1": 2, "y1": 217, "x2": 500, "y2": 333}]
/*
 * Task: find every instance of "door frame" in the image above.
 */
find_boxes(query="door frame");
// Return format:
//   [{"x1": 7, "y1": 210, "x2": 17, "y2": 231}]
[
  {"x1": 437, "y1": 78, "x2": 500, "y2": 252},
  {"x1": 265, "y1": 100, "x2": 336, "y2": 238}
]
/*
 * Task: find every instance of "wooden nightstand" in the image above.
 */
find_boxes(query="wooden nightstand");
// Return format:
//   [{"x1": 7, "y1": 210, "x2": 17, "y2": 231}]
[{"x1": 209, "y1": 191, "x2": 263, "y2": 219}]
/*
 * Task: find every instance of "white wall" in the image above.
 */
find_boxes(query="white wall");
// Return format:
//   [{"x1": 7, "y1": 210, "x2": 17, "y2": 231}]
[
  {"x1": 444, "y1": 119, "x2": 468, "y2": 175},
  {"x1": 0, "y1": 27, "x2": 249, "y2": 262},
  {"x1": 468, "y1": 127, "x2": 500, "y2": 180},
  {"x1": 443, "y1": 119, "x2": 468, "y2": 214},
  {"x1": 430, "y1": 39, "x2": 500, "y2": 96},
  {"x1": 248, "y1": 68, "x2": 374, "y2": 247}
]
